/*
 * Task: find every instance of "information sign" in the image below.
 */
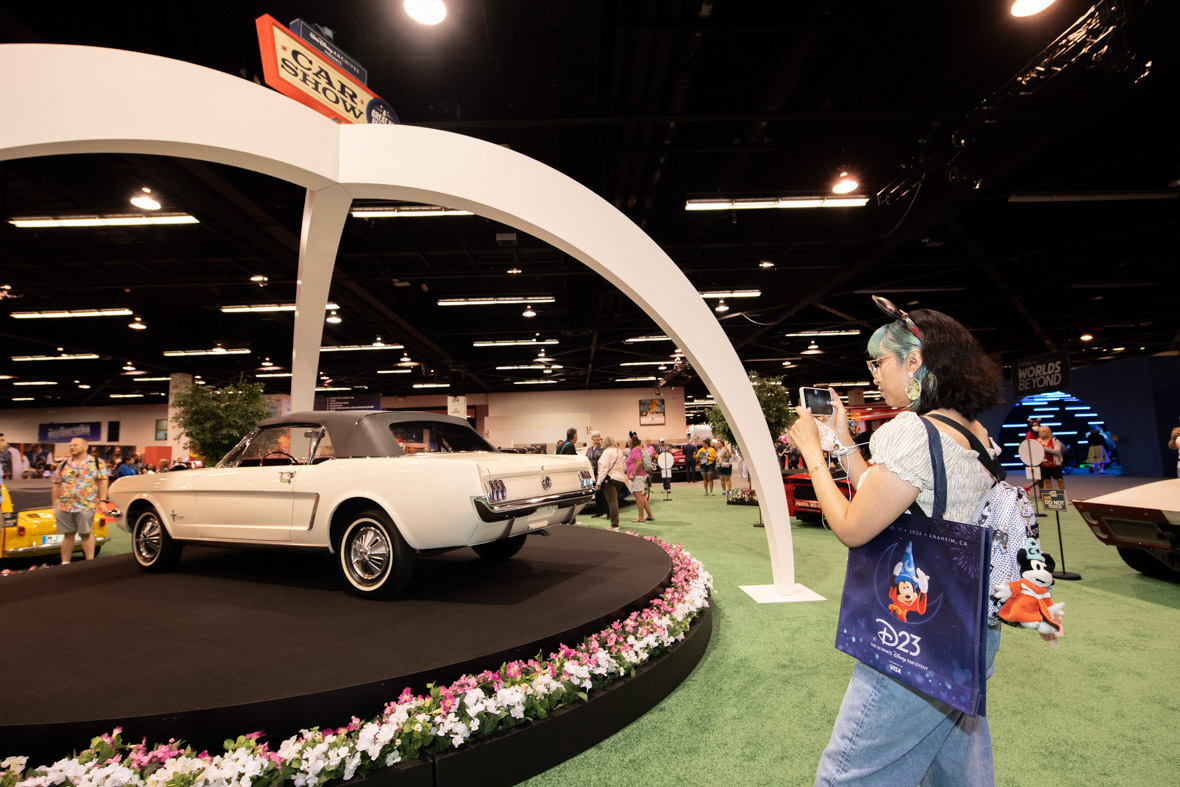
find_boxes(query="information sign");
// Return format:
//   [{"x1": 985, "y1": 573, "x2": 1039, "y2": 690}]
[
  {"x1": 314, "y1": 393, "x2": 381, "y2": 411},
  {"x1": 1040, "y1": 489, "x2": 1067, "y2": 511},
  {"x1": 288, "y1": 19, "x2": 369, "y2": 85}
]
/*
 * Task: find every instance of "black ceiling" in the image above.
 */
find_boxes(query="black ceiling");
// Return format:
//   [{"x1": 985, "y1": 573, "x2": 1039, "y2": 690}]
[{"x1": 1, "y1": 0, "x2": 1177, "y2": 411}]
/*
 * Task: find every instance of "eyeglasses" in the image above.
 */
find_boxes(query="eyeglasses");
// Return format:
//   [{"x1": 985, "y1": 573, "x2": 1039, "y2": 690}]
[
  {"x1": 872, "y1": 295, "x2": 924, "y2": 341},
  {"x1": 866, "y1": 357, "x2": 888, "y2": 378}
]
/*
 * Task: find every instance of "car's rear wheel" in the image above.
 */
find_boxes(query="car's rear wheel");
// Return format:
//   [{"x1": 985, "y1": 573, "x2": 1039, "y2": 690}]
[
  {"x1": 472, "y1": 534, "x2": 527, "y2": 561},
  {"x1": 132, "y1": 508, "x2": 181, "y2": 572},
  {"x1": 1117, "y1": 546, "x2": 1179, "y2": 580},
  {"x1": 338, "y1": 509, "x2": 415, "y2": 598}
]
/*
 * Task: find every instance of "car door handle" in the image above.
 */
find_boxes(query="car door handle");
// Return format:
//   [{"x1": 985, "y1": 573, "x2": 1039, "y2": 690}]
[{"x1": 279, "y1": 471, "x2": 296, "y2": 483}]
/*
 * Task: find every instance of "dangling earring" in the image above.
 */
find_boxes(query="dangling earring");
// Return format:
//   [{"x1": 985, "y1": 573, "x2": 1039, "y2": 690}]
[{"x1": 906, "y1": 372, "x2": 921, "y2": 401}]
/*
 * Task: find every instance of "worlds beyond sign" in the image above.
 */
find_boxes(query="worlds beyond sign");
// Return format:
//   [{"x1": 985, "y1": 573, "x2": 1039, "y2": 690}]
[{"x1": 1013, "y1": 350, "x2": 1071, "y2": 398}]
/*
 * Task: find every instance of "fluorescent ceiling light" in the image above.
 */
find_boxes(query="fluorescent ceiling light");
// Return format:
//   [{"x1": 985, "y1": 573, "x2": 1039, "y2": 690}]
[
  {"x1": 11, "y1": 353, "x2": 100, "y2": 361},
  {"x1": 377, "y1": 369, "x2": 413, "y2": 374},
  {"x1": 351, "y1": 205, "x2": 472, "y2": 218},
  {"x1": 699, "y1": 290, "x2": 760, "y2": 299},
  {"x1": 814, "y1": 381, "x2": 874, "y2": 387},
  {"x1": 1008, "y1": 191, "x2": 1178, "y2": 202},
  {"x1": 315, "y1": 386, "x2": 352, "y2": 392},
  {"x1": 614, "y1": 376, "x2": 657, "y2": 382},
  {"x1": 623, "y1": 335, "x2": 671, "y2": 343},
  {"x1": 320, "y1": 342, "x2": 404, "y2": 352},
  {"x1": 11, "y1": 308, "x2": 132, "y2": 320},
  {"x1": 257, "y1": 372, "x2": 293, "y2": 378},
  {"x1": 514, "y1": 379, "x2": 557, "y2": 385},
  {"x1": 684, "y1": 197, "x2": 868, "y2": 211},
  {"x1": 221, "y1": 303, "x2": 340, "y2": 313},
  {"x1": 109, "y1": 393, "x2": 145, "y2": 398},
  {"x1": 137, "y1": 377, "x2": 171, "y2": 382},
  {"x1": 619, "y1": 361, "x2": 668, "y2": 367},
  {"x1": 472, "y1": 339, "x2": 559, "y2": 347},
  {"x1": 163, "y1": 348, "x2": 251, "y2": 357},
  {"x1": 412, "y1": 383, "x2": 449, "y2": 389},
  {"x1": 9, "y1": 213, "x2": 198, "y2": 228},
  {"x1": 496, "y1": 364, "x2": 563, "y2": 370},
  {"x1": 13, "y1": 380, "x2": 58, "y2": 386},
  {"x1": 852, "y1": 287, "x2": 966, "y2": 294},
  {"x1": 11, "y1": 397, "x2": 35, "y2": 401},
  {"x1": 438, "y1": 296, "x2": 555, "y2": 307},
  {"x1": 784, "y1": 330, "x2": 861, "y2": 337}
]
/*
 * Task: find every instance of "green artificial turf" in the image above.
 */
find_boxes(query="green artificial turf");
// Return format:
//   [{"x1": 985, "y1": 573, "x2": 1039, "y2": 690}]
[
  {"x1": 64, "y1": 483, "x2": 1180, "y2": 785},
  {"x1": 525, "y1": 482, "x2": 1180, "y2": 787}
]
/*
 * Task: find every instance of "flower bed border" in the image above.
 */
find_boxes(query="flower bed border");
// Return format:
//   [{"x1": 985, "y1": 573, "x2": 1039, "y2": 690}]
[{"x1": 3, "y1": 535, "x2": 713, "y2": 787}]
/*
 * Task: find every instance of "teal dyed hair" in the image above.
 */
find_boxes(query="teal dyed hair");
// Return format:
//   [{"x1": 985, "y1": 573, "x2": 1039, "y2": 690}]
[{"x1": 867, "y1": 320, "x2": 929, "y2": 412}]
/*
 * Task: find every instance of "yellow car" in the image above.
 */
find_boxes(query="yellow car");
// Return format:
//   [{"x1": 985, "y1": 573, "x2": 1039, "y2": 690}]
[{"x1": 1, "y1": 482, "x2": 109, "y2": 560}]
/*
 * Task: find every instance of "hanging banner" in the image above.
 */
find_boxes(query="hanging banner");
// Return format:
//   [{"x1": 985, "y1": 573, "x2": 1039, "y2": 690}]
[
  {"x1": 38, "y1": 422, "x2": 101, "y2": 442},
  {"x1": 255, "y1": 14, "x2": 398, "y2": 125},
  {"x1": 1013, "y1": 350, "x2": 1071, "y2": 398}
]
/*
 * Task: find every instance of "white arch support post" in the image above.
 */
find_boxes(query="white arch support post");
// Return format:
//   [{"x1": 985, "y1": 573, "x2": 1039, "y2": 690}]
[{"x1": 0, "y1": 44, "x2": 820, "y2": 602}]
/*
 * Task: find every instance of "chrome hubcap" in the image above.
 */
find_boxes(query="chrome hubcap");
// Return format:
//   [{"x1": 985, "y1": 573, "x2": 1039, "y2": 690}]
[
  {"x1": 348, "y1": 523, "x2": 390, "y2": 583},
  {"x1": 135, "y1": 516, "x2": 162, "y2": 562}
]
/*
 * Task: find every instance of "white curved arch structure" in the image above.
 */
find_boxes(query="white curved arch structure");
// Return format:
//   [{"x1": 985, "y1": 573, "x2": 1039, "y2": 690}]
[{"x1": 0, "y1": 45, "x2": 815, "y2": 600}]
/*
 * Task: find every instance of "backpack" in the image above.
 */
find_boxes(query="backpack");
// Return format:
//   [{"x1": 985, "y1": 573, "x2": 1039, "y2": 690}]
[
  {"x1": 927, "y1": 415, "x2": 1041, "y2": 624},
  {"x1": 641, "y1": 448, "x2": 654, "y2": 472}
]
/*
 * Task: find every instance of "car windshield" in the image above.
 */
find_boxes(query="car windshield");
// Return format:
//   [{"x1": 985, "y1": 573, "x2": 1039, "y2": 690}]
[{"x1": 389, "y1": 421, "x2": 493, "y2": 454}]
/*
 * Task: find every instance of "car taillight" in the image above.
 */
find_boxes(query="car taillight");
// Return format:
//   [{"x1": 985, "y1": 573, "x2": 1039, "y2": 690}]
[
  {"x1": 486, "y1": 479, "x2": 507, "y2": 503},
  {"x1": 578, "y1": 470, "x2": 594, "y2": 489},
  {"x1": 17, "y1": 525, "x2": 25, "y2": 536}
]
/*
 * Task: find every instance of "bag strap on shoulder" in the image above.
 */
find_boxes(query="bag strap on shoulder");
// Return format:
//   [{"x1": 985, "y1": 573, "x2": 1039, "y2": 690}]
[
  {"x1": 916, "y1": 417, "x2": 948, "y2": 519},
  {"x1": 925, "y1": 413, "x2": 1006, "y2": 482}
]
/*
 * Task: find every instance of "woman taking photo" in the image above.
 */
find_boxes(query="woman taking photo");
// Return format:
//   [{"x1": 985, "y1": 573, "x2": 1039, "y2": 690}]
[{"x1": 788, "y1": 299, "x2": 1004, "y2": 786}]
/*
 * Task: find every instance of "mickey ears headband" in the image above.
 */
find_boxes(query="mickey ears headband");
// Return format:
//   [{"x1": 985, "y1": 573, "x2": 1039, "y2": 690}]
[{"x1": 872, "y1": 295, "x2": 924, "y2": 341}]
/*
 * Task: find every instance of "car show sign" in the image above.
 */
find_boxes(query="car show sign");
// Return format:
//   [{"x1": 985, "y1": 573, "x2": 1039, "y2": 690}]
[
  {"x1": 255, "y1": 14, "x2": 398, "y2": 125},
  {"x1": 38, "y1": 422, "x2": 101, "y2": 442},
  {"x1": 1013, "y1": 350, "x2": 1071, "y2": 398}
]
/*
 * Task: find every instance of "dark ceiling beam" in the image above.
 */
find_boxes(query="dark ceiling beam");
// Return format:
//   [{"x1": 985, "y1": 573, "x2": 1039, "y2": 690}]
[
  {"x1": 413, "y1": 110, "x2": 996, "y2": 130},
  {"x1": 945, "y1": 217, "x2": 1053, "y2": 351}
]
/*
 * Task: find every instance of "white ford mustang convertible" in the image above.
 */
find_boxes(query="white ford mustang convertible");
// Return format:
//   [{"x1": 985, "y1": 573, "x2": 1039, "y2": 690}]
[{"x1": 109, "y1": 411, "x2": 594, "y2": 597}]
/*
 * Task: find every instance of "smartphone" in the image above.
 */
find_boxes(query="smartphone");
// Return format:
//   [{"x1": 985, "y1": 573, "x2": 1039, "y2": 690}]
[{"x1": 799, "y1": 387, "x2": 835, "y2": 416}]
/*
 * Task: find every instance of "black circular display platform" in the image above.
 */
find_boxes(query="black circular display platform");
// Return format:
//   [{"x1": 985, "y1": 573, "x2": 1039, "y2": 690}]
[{"x1": 0, "y1": 524, "x2": 709, "y2": 782}]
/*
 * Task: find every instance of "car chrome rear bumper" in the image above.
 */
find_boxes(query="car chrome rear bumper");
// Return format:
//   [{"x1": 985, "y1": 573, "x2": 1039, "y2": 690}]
[
  {"x1": 472, "y1": 489, "x2": 593, "y2": 522},
  {"x1": 3, "y1": 535, "x2": 109, "y2": 556}
]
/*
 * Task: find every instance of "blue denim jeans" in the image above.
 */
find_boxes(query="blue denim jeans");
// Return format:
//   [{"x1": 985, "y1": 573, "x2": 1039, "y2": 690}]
[{"x1": 816, "y1": 623, "x2": 1001, "y2": 786}]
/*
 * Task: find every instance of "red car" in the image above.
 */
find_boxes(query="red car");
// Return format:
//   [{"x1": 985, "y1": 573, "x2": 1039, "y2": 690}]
[{"x1": 784, "y1": 471, "x2": 855, "y2": 523}]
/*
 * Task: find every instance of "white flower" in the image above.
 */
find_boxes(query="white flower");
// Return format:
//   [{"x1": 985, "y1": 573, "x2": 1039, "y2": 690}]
[
  {"x1": 144, "y1": 756, "x2": 208, "y2": 787},
  {"x1": 2, "y1": 756, "x2": 28, "y2": 774}
]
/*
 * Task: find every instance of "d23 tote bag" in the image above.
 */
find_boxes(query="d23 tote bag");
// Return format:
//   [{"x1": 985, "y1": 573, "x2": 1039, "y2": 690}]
[{"x1": 834, "y1": 418, "x2": 993, "y2": 716}]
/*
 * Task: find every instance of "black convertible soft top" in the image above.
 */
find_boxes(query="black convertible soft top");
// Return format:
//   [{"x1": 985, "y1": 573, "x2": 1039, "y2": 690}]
[{"x1": 255, "y1": 410, "x2": 489, "y2": 458}]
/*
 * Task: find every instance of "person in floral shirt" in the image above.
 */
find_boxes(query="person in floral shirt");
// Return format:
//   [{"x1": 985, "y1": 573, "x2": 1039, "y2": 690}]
[{"x1": 51, "y1": 437, "x2": 110, "y2": 564}]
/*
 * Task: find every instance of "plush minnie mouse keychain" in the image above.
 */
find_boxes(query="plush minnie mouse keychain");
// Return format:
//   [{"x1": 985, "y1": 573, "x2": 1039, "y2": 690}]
[{"x1": 992, "y1": 538, "x2": 1065, "y2": 638}]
